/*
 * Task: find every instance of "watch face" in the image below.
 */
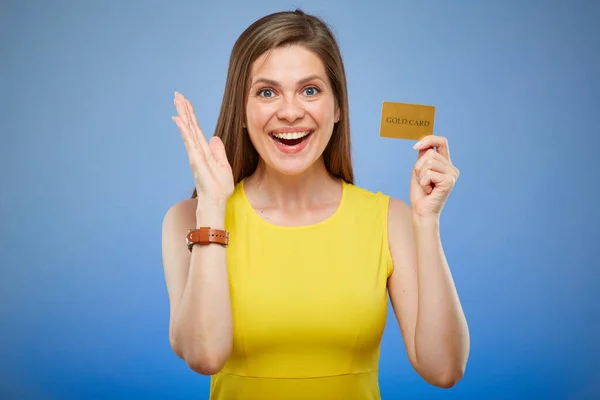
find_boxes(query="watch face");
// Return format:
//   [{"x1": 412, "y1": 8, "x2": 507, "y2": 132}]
[{"x1": 185, "y1": 229, "x2": 193, "y2": 246}]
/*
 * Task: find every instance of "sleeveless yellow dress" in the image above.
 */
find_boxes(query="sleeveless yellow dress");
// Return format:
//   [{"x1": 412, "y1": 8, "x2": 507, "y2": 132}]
[{"x1": 210, "y1": 178, "x2": 394, "y2": 400}]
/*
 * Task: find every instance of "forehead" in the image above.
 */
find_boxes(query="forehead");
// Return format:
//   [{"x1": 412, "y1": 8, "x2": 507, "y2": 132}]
[{"x1": 250, "y1": 45, "x2": 327, "y2": 83}]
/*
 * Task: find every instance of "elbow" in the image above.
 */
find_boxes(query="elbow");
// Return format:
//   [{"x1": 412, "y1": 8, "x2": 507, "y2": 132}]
[
  {"x1": 427, "y1": 365, "x2": 465, "y2": 389},
  {"x1": 169, "y1": 330, "x2": 230, "y2": 376},
  {"x1": 186, "y1": 355, "x2": 227, "y2": 376},
  {"x1": 412, "y1": 355, "x2": 466, "y2": 389},
  {"x1": 169, "y1": 326, "x2": 185, "y2": 360},
  {"x1": 173, "y1": 339, "x2": 228, "y2": 375}
]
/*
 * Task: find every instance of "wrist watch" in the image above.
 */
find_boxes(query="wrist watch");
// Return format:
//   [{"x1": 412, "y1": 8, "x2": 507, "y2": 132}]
[{"x1": 186, "y1": 227, "x2": 229, "y2": 251}]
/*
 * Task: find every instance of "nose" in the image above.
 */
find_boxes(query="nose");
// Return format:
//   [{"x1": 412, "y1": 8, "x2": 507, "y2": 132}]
[{"x1": 276, "y1": 95, "x2": 305, "y2": 122}]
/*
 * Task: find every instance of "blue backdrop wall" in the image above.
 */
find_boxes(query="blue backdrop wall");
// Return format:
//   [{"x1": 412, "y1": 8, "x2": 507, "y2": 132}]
[{"x1": 1, "y1": 0, "x2": 598, "y2": 399}]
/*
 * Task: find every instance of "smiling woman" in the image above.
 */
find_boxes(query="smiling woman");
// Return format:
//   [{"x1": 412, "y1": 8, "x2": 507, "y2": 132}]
[
  {"x1": 162, "y1": 8, "x2": 469, "y2": 400},
  {"x1": 245, "y1": 45, "x2": 340, "y2": 175}
]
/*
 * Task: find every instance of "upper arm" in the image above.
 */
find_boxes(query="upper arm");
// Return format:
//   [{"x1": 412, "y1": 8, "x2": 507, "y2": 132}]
[
  {"x1": 161, "y1": 199, "x2": 197, "y2": 345},
  {"x1": 386, "y1": 197, "x2": 420, "y2": 369}
]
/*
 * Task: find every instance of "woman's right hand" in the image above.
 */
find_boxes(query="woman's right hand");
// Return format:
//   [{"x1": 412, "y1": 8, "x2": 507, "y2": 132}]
[{"x1": 172, "y1": 92, "x2": 234, "y2": 208}]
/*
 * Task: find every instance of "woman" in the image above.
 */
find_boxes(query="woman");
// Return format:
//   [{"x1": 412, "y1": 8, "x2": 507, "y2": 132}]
[{"x1": 162, "y1": 9, "x2": 469, "y2": 400}]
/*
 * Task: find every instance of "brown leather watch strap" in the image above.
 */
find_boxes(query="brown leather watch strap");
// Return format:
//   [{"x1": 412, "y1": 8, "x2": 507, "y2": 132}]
[{"x1": 186, "y1": 227, "x2": 229, "y2": 251}]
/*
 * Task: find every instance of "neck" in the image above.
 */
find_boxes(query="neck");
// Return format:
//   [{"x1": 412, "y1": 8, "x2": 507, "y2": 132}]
[{"x1": 246, "y1": 157, "x2": 340, "y2": 209}]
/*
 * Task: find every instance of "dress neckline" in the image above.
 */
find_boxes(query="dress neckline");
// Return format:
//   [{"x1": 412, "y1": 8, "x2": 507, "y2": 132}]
[{"x1": 239, "y1": 178, "x2": 348, "y2": 231}]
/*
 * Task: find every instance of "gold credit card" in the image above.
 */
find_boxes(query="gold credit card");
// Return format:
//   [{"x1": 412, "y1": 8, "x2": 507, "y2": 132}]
[{"x1": 380, "y1": 101, "x2": 435, "y2": 140}]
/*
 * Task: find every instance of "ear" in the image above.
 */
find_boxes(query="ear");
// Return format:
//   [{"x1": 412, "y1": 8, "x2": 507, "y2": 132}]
[{"x1": 334, "y1": 106, "x2": 340, "y2": 123}]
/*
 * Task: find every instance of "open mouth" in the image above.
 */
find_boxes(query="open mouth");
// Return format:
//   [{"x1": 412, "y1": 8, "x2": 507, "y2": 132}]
[{"x1": 269, "y1": 130, "x2": 314, "y2": 147}]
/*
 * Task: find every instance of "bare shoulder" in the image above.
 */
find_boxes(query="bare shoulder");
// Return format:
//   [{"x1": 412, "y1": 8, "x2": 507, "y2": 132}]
[
  {"x1": 387, "y1": 196, "x2": 411, "y2": 216},
  {"x1": 387, "y1": 197, "x2": 413, "y2": 244},
  {"x1": 165, "y1": 197, "x2": 198, "y2": 218},
  {"x1": 161, "y1": 198, "x2": 198, "y2": 282},
  {"x1": 162, "y1": 198, "x2": 199, "y2": 264},
  {"x1": 385, "y1": 196, "x2": 418, "y2": 285},
  {"x1": 163, "y1": 198, "x2": 198, "y2": 230}
]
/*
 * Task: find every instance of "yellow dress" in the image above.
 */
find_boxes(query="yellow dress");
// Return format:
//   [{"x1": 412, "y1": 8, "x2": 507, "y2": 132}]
[{"x1": 210, "y1": 178, "x2": 394, "y2": 400}]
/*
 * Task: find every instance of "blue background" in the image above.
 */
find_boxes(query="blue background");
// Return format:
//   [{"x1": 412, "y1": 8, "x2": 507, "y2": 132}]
[{"x1": 1, "y1": 0, "x2": 598, "y2": 399}]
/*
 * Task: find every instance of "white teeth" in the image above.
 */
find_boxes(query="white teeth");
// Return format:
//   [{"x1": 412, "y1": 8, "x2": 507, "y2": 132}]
[{"x1": 272, "y1": 131, "x2": 311, "y2": 140}]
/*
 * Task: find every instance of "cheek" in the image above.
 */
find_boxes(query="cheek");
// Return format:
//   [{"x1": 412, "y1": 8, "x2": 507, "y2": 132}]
[
  {"x1": 246, "y1": 103, "x2": 274, "y2": 128},
  {"x1": 310, "y1": 105, "x2": 335, "y2": 129},
  {"x1": 309, "y1": 98, "x2": 335, "y2": 119}
]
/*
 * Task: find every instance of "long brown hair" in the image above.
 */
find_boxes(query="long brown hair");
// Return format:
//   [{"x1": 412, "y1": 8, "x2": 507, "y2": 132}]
[{"x1": 191, "y1": 9, "x2": 353, "y2": 199}]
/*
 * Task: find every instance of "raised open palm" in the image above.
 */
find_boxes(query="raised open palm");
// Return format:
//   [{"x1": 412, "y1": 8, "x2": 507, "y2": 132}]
[{"x1": 172, "y1": 92, "x2": 234, "y2": 206}]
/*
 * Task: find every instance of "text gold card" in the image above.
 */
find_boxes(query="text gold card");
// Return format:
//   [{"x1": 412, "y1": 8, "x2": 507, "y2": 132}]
[{"x1": 380, "y1": 101, "x2": 435, "y2": 140}]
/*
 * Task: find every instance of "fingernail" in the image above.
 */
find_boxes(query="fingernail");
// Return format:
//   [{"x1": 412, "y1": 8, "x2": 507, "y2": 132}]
[{"x1": 413, "y1": 141, "x2": 422, "y2": 149}]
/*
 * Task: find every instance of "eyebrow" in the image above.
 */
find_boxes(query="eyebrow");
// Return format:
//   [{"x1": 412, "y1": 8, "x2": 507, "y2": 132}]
[{"x1": 251, "y1": 74, "x2": 326, "y2": 88}]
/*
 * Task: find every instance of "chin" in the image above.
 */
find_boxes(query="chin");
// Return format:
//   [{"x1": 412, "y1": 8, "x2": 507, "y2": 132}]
[{"x1": 268, "y1": 159, "x2": 317, "y2": 177}]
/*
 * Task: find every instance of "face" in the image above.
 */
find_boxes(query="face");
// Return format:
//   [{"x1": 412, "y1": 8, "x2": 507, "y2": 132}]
[{"x1": 245, "y1": 45, "x2": 340, "y2": 177}]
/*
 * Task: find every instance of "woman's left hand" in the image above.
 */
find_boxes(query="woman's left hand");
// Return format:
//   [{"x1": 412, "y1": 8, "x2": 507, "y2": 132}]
[{"x1": 409, "y1": 135, "x2": 460, "y2": 220}]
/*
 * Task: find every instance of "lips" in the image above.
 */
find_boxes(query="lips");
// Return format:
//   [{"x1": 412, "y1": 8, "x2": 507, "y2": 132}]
[
  {"x1": 269, "y1": 130, "x2": 313, "y2": 146},
  {"x1": 267, "y1": 128, "x2": 315, "y2": 154}
]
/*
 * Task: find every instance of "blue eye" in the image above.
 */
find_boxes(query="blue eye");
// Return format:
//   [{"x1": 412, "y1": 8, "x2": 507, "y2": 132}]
[
  {"x1": 304, "y1": 86, "x2": 320, "y2": 96},
  {"x1": 259, "y1": 89, "x2": 274, "y2": 98}
]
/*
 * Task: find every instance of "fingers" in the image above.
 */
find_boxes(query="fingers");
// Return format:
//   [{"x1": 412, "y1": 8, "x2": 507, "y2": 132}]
[
  {"x1": 183, "y1": 95, "x2": 212, "y2": 157},
  {"x1": 415, "y1": 157, "x2": 449, "y2": 189},
  {"x1": 414, "y1": 149, "x2": 452, "y2": 175},
  {"x1": 172, "y1": 115, "x2": 202, "y2": 167},
  {"x1": 173, "y1": 92, "x2": 191, "y2": 130},
  {"x1": 418, "y1": 170, "x2": 444, "y2": 194},
  {"x1": 413, "y1": 135, "x2": 451, "y2": 163},
  {"x1": 414, "y1": 148, "x2": 459, "y2": 194},
  {"x1": 173, "y1": 92, "x2": 210, "y2": 158}
]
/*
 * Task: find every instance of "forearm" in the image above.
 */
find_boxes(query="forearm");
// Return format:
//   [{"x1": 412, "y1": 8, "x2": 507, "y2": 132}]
[
  {"x1": 412, "y1": 215, "x2": 469, "y2": 385},
  {"x1": 171, "y1": 209, "x2": 233, "y2": 374}
]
